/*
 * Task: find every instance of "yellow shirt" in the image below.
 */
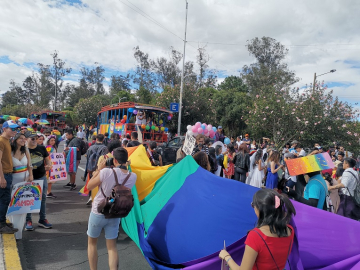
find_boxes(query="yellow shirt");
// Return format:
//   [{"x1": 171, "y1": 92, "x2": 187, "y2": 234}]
[{"x1": 0, "y1": 136, "x2": 13, "y2": 173}]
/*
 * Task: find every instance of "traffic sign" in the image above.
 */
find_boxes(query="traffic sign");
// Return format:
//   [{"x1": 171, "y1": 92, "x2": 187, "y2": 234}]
[{"x1": 170, "y1": 103, "x2": 179, "y2": 112}]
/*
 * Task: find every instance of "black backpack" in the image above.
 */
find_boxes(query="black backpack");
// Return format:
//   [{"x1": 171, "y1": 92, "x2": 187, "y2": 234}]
[
  {"x1": 87, "y1": 145, "x2": 108, "y2": 172},
  {"x1": 97, "y1": 168, "x2": 134, "y2": 219},
  {"x1": 80, "y1": 139, "x2": 89, "y2": 155}
]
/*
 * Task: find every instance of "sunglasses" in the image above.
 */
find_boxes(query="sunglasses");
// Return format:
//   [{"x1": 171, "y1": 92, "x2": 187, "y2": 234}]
[
  {"x1": 251, "y1": 202, "x2": 254, "y2": 208},
  {"x1": 11, "y1": 128, "x2": 20, "y2": 131},
  {"x1": 31, "y1": 138, "x2": 36, "y2": 141}
]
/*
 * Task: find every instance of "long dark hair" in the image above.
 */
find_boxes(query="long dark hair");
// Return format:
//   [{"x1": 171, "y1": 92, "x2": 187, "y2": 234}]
[
  {"x1": 11, "y1": 134, "x2": 26, "y2": 155},
  {"x1": 253, "y1": 189, "x2": 296, "y2": 237},
  {"x1": 253, "y1": 149, "x2": 263, "y2": 169},
  {"x1": 323, "y1": 173, "x2": 333, "y2": 186}
]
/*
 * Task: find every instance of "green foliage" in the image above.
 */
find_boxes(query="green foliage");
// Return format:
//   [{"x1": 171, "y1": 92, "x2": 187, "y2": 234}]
[{"x1": 72, "y1": 95, "x2": 110, "y2": 125}]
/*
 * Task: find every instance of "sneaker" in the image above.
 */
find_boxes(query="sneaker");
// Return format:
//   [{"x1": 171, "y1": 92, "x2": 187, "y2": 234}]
[
  {"x1": 70, "y1": 184, "x2": 77, "y2": 191},
  {"x1": 0, "y1": 224, "x2": 18, "y2": 234},
  {"x1": 64, "y1": 182, "x2": 72, "y2": 188},
  {"x1": 38, "y1": 219, "x2": 52, "y2": 229},
  {"x1": 46, "y1": 192, "x2": 57, "y2": 198},
  {"x1": 6, "y1": 222, "x2": 13, "y2": 228},
  {"x1": 86, "y1": 198, "x2": 92, "y2": 205},
  {"x1": 25, "y1": 221, "x2": 34, "y2": 231}
]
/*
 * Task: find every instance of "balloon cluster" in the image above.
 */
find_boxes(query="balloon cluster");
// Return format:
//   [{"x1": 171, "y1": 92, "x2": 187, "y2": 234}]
[
  {"x1": 144, "y1": 125, "x2": 168, "y2": 132},
  {"x1": 167, "y1": 114, "x2": 173, "y2": 120},
  {"x1": 186, "y1": 122, "x2": 216, "y2": 138},
  {"x1": 120, "y1": 115, "x2": 127, "y2": 124}
]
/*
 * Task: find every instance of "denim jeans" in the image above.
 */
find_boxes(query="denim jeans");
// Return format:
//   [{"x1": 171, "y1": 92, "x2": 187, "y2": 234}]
[
  {"x1": 234, "y1": 167, "x2": 247, "y2": 183},
  {"x1": 0, "y1": 174, "x2": 12, "y2": 223},
  {"x1": 26, "y1": 175, "x2": 48, "y2": 222}
]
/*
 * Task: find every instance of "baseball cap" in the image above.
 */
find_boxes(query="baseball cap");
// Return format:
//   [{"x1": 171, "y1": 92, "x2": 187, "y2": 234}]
[
  {"x1": 24, "y1": 130, "x2": 37, "y2": 138},
  {"x1": 218, "y1": 126, "x2": 222, "y2": 129},
  {"x1": 291, "y1": 140, "x2": 299, "y2": 145},
  {"x1": 245, "y1": 134, "x2": 249, "y2": 137},
  {"x1": 2, "y1": 120, "x2": 19, "y2": 129},
  {"x1": 284, "y1": 153, "x2": 295, "y2": 159}
]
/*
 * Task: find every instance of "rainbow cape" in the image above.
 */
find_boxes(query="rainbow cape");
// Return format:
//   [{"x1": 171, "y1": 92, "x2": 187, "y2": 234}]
[
  {"x1": 66, "y1": 147, "x2": 77, "y2": 173},
  {"x1": 120, "y1": 147, "x2": 360, "y2": 269}
]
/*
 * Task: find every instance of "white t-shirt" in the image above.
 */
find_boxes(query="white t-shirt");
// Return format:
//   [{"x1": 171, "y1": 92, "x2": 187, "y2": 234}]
[
  {"x1": 236, "y1": 141, "x2": 243, "y2": 147},
  {"x1": 298, "y1": 149, "x2": 306, "y2": 157},
  {"x1": 135, "y1": 114, "x2": 146, "y2": 125},
  {"x1": 77, "y1": 131, "x2": 85, "y2": 139},
  {"x1": 341, "y1": 168, "x2": 359, "y2": 196},
  {"x1": 92, "y1": 168, "x2": 137, "y2": 215}
]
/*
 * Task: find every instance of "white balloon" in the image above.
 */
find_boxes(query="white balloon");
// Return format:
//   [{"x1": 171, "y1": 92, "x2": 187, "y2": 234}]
[
  {"x1": 187, "y1": 130, "x2": 193, "y2": 136},
  {"x1": 187, "y1": 125, "x2": 192, "y2": 131},
  {"x1": 207, "y1": 125, "x2": 212, "y2": 131}
]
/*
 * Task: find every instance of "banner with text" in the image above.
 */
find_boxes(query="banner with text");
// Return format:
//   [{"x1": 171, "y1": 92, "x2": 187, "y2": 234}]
[
  {"x1": 49, "y1": 153, "x2": 67, "y2": 182},
  {"x1": 7, "y1": 180, "x2": 43, "y2": 216},
  {"x1": 183, "y1": 133, "x2": 196, "y2": 155}
]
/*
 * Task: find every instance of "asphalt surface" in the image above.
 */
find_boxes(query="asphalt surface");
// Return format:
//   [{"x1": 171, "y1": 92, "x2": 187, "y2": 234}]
[{"x1": 17, "y1": 145, "x2": 152, "y2": 270}]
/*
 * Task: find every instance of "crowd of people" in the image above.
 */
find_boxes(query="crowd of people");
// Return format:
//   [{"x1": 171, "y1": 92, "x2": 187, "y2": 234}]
[{"x1": 1, "y1": 118, "x2": 360, "y2": 269}]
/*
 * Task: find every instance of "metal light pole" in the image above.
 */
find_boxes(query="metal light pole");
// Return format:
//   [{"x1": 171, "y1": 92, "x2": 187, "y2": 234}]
[
  {"x1": 177, "y1": 0, "x2": 188, "y2": 136},
  {"x1": 312, "y1": 69, "x2": 336, "y2": 92},
  {"x1": 119, "y1": 96, "x2": 127, "y2": 103}
]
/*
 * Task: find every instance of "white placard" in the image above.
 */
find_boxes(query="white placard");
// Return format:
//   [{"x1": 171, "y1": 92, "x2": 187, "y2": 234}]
[
  {"x1": 7, "y1": 180, "x2": 43, "y2": 216},
  {"x1": 183, "y1": 133, "x2": 196, "y2": 155}
]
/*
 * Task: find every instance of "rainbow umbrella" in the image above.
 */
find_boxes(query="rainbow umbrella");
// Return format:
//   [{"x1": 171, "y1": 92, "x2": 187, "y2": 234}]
[
  {"x1": 2, "y1": 115, "x2": 9, "y2": 120},
  {"x1": 36, "y1": 119, "x2": 49, "y2": 125},
  {"x1": 9, "y1": 116, "x2": 17, "y2": 121},
  {"x1": 18, "y1": 118, "x2": 34, "y2": 125}
]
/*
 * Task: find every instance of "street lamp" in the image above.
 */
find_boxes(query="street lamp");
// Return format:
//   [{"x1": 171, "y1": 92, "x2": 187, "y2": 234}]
[
  {"x1": 119, "y1": 96, "x2": 127, "y2": 103},
  {"x1": 177, "y1": 0, "x2": 189, "y2": 136},
  {"x1": 312, "y1": 69, "x2": 336, "y2": 92}
]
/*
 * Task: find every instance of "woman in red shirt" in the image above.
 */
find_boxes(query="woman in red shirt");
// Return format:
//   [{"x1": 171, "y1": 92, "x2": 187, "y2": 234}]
[{"x1": 219, "y1": 189, "x2": 295, "y2": 270}]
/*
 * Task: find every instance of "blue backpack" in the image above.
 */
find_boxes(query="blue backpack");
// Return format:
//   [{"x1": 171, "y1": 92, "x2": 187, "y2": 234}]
[{"x1": 87, "y1": 145, "x2": 108, "y2": 172}]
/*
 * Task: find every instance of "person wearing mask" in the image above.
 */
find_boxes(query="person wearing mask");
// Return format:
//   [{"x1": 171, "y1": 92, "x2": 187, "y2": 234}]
[
  {"x1": 215, "y1": 126, "x2": 225, "y2": 143},
  {"x1": 25, "y1": 130, "x2": 53, "y2": 231},
  {"x1": 0, "y1": 121, "x2": 20, "y2": 234},
  {"x1": 64, "y1": 129, "x2": 82, "y2": 191},
  {"x1": 233, "y1": 144, "x2": 250, "y2": 183},
  {"x1": 219, "y1": 189, "x2": 295, "y2": 269},
  {"x1": 87, "y1": 147, "x2": 137, "y2": 270},
  {"x1": 329, "y1": 158, "x2": 360, "y2": 220},
  {"x1": 127, "y1": 132, "x2": 141, "y2": 147}
]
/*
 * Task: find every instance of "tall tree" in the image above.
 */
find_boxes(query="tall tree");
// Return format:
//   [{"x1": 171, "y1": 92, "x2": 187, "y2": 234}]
[
  {"x1": 39, "y1": 51, "x2": 72, "y2": 111},
  {"x1": 2, "y1": 80, "x2": 26, "y2": 107},
  {"x1": 80, "y1": 63, "x2": 105, "y2": 95},
  {"x1": 133, "y1": 46, "x2": 157, "y2": 93},
  {"x1": 196, "y1": 46, "x2": 217, "y2": 89},
  {"x1": 241, "y1": 37, "x2": 299, "y2": 96},
  {"x1": 109, "y1": 74, "x2": 131, "y2": 97}
]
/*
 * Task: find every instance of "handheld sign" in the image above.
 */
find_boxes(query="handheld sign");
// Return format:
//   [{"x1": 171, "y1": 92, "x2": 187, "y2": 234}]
[
  {"x1": 7, "y1": 180, "x2": 43, "y2": 216},
  {"x1": 50, "y1": 153, "x2": 68, "y2": 182},
  {"x1": 285, "y1": 152, "x2": 334, "y2": 176},
  {"x1": 183, "y1": 133, "x2": 196, "y2": 155}
]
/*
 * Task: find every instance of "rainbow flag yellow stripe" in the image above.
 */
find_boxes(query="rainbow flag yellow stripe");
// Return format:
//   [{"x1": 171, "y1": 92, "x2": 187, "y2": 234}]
[{"x1": 13, "y1": 165, "x2": 27, "y2": 174}]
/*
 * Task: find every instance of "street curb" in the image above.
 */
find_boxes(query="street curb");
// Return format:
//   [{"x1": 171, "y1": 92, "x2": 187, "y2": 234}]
[{"x1": 0, "y1": 234, "x2": 22, "y2": 270}]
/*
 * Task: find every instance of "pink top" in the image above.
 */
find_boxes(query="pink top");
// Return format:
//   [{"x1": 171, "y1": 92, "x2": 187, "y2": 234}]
[{"x1": 91, "y1": 168, "x2": 137, "y2": 215}]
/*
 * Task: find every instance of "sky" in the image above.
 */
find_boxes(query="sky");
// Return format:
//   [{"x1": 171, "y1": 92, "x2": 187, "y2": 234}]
[{"x1": 1, "y1": 0, "x2": 360, "y2": 107}]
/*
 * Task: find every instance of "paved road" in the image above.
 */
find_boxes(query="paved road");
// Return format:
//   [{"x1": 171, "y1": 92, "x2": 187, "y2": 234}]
[{"x1": 17, "y1": 148, "x2": 151, "y2": 270}]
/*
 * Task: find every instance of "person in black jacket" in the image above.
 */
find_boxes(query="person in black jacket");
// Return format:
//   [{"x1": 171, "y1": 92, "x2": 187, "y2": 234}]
[{"x1": 233, "y1": 143, "x2": 250, "y2": 183}]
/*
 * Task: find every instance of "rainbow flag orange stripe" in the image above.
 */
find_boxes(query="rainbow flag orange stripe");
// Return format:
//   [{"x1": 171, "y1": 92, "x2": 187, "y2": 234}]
[{"x1": 13, "y1": 165, "x2": 27, "y2": 174}]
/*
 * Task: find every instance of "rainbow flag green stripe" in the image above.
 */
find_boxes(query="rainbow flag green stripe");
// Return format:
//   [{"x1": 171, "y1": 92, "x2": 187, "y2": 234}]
[{"x1": 13, "y1": 165, "x2": 27, "y2": 174}]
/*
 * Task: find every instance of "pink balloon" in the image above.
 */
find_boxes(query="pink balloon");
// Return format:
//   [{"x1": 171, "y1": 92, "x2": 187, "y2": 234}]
[
  {"x1": 193, "y1": 132, "x2": 198, "y2": 136},
  {"x1": 209, "y1": 131, "x2": 214, "y2": 137},
  {"x1": 198, "y1": 127, "x2": 203, "y2": 134},
  {"x1": 195, "y1": 122, "x2": 201, "y2": 128},
  {"x1": 202, "y1": 123, "x2": 207, "y2": 126},
  {"x1": 204, "y1": 128, "x2": 209, "y2": 134},
  {"x1": 192, "y1": 126, "x2": 198, "y2": 133},
  {"x1": 207, "y1": 124, "x2": 212, "y2": 131}
]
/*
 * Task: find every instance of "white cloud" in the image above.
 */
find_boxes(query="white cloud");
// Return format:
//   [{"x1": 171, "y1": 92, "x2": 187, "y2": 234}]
[{"x1": 0, "y1": 0, "x2": 359, "y2": 104}]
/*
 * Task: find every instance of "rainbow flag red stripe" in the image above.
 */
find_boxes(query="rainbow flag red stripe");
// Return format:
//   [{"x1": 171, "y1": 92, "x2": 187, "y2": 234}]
[{"x1": 13, "y1": 165, "x2": 28, "y2": 174}]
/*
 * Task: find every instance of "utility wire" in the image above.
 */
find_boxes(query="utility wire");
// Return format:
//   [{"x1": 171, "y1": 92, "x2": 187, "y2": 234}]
[
  {"x1": 118, "y1": 0, "x2": 184, "y2": 41},
  {"x1": 187, "y1": 41, "x2": 360, "y2": 47}
]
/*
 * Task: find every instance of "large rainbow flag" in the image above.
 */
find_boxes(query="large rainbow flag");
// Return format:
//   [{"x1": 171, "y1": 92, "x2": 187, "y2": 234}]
[{"x1": 96, "y1": 145, "x2": 360, "y2": 269}]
